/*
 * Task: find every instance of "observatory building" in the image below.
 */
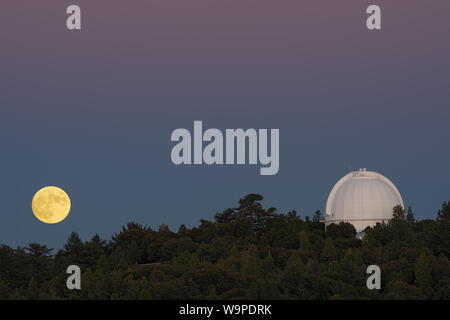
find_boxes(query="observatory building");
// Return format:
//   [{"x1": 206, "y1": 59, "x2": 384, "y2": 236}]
[{"x1": 325, "y1": 169, "x2": 403, "y2": 232}]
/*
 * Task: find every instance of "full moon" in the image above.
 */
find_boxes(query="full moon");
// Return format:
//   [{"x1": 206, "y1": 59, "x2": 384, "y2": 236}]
[{"x1": 31, "y1": 186, "x2": 71, "y2": 224}]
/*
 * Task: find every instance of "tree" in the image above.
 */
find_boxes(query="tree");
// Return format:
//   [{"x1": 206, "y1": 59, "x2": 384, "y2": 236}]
[
  {"x1": 84, "y1": 234, "x2": 107, "y2": 266},
  {"x1": 1, "y1": 194, "x2": 450, "y2": 300},
  {"x1": 433, "y1": 201, "x2": 450, "y2": 257},
  {"x1": 313, "y1": 210, "x2": 322, "y2": 223},
  {"x1": 178, "y1": 224, "x2": 187, "y2": 235},
  {"x1": 311, "y1": 210, "x2": 325, "y2": 231},
  {"x1": 196, "y1": 243, "x2": 219, "y2": 263},
  {"x1": 96, "y1": 254, "x2": 110, "y2": 272},
  {"x1": 61, "y1": 232, "x2": 85, "y2": 265},
  {"x1": 214, "y1": 208, "x2": 235, "y2": 224},
  {"x1": 321, "y1": 238, "x2": 338, "y2": 263},
  {"x1": 299, "y1": 231, "x2": 312, "y2": 253},
  {"x1": 437, "y1": 201, "x2": 450, "y2": 223},
  {"x1": 25, "y1": 277, "x2": 40, "y2": 300},
  {"x1": 64, "y1": 232, "x2": 84, "y2": 252},
  {"x1": 261, "y1": 252, "x2": 275, "y2": 277},
  {"x1": 230, "y1": 245, "x2": 240, "y2": 259},
  {"x1": 392, "y1": 205, "x2": 405, "y2": 221},
  {"x1": 26, "y1": 243, "x2": 53, "y2": 283},
  {"x1": 26, "y1": 243, "x2": 52, "y2": 257},
  {"x1": 325, "y1": 222, "x2": 356, "y2": 239},
  {"x1": 235, "y1": 194, "x2": 274, "y2": 234},
  {"x1": 173, "y1": 250, "x2": 199, "y2": 266},
  {"x1": 385, "y1": 279, "x2": 424, "y2": 299},
  {"x1": 0, "y1": 278, "x2": 9, "y2": 299},
  {"x1": 406, "y1": 206, "x2": 415, "y2": 223},
  {"x1": 241, "y1": 245, "x2": 261, "y2": 280},
  {"x1": 415, "y1": 252, "x2": 433, "y2": 296},
  {"x1": 287, "y1": 251, "x2": 304, "y2": 269}
]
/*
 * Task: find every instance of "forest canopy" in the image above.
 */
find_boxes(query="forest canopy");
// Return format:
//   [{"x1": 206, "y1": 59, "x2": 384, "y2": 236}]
[{"x1": 0, "y1": 195, "x2": 449, "y2": 300}]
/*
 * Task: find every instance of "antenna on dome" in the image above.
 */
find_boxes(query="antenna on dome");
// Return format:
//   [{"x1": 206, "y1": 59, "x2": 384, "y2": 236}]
[{"x1": 356, "y1": 168, "x2": 367, "y2": 176}]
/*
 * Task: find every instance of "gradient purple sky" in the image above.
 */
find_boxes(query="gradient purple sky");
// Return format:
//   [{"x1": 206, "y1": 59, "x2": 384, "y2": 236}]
[{"x1": 1, "y1": 1, "x2": 449, "y2": 248}]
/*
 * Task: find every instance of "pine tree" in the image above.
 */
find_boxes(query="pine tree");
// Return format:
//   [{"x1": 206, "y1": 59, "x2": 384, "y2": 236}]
[
  {"x1": 0, "y1": 278, "x2": 10, "y2": 299},
  {"x1": 312, "y1": 210, "x2": 322, "y2": 223},
  {"x1": 321, "y1": 238, "x2": 338, "y2": 262},
  {"x1": 299, "y1": 231, "x2": 312, "y2": 252},
  {"x1": 261, "y1": 251, "x2": 275, "y2": 276},
  {"x1": 26, "y1": 243, "x2": 53, "y2": 257},
  {"x1": 415, "y1": 252, "x2": 433, "y2": 296},
  {"x1": 434, "y1": 201, "x2": 450, "y2": 257},
  {"x1": 406, "y1": 206, "x2": 415, "y2": 223},
  {"x1": 437, "y1": 201, "x2": 450, "y2": 223},
  {"x1": 230, "y1": 245, "x2": 240, "y2": 259},
  {"x1": 25, "y1": 277, "x2": 39, "y2": 300},
  {"x1": 62, "y1": 232, "x2": 85, "y2": 265},
  {"x1": 64, "y1": 232, "x2": 84, "y2": 252},
  {"x1": 174, "y1": 250, "x2": 198, "y2": 265},
  {"x1": 96, "y1": 254, "x2": 109, "y2": 272},
  {"x1": 84, "y1": 234, "x2": 107, "y2": 267},
  {"x1": 241, "y1": 245, "x2": 261, "y2": 279},
  {"x1": 287, "y1": 251, "x2": 304, "y2": 269},
  {"x1": 116, "y1": 257, "x2": 130, "y2": 272}
]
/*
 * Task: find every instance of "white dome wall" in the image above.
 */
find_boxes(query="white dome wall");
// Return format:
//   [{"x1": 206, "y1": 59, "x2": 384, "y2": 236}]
[{"x1": 325, "y1": 169, "x2": 403, "y2": 232}]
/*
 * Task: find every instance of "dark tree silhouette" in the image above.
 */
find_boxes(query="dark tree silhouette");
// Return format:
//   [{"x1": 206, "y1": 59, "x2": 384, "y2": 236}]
[{"x1": 0, "y1": 195, "x2": 448, "y2": 300}]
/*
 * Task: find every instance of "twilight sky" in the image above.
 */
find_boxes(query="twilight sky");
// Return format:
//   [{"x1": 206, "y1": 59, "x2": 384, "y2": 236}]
[{"x1": 1, "y1": 1, "x2": 449, "y2": 249}]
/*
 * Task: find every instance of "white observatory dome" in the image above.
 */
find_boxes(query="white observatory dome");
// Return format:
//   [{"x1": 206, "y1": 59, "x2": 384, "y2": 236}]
[{"x1": 325, "y1": 169, "x2": 403, "y2": 232}]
